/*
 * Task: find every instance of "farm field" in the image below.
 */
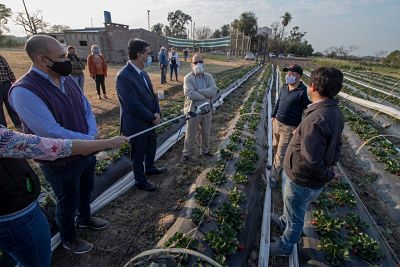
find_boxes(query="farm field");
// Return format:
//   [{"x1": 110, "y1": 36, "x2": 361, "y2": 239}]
[{"x1": 1, "y1": 47, "x2": 399, "y2": 266}]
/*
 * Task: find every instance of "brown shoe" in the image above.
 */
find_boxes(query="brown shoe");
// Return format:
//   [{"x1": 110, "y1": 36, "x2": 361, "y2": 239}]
[
  {"x1": 98, "y1": 95, "x2": 102, "y2": 100},
  {"x1": 104, "y1": 95, "x2": 108, "y2": 99}
]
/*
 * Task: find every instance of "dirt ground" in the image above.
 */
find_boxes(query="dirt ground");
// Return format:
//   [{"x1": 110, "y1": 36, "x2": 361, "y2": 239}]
[{"x1": 49, "y1": 67, "x2": 263, "y2": 267}]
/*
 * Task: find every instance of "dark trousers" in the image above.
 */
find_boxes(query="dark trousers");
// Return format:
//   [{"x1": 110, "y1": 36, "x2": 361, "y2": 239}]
[
  {"x1": 95, "y1": 74, "x2": 106, "y2": 95},
  {"x1": 130, "y1": 130, "x2": 157, "y2": 184},
  {"x1": 161, "y1": 66, "x2": 167, "y2": 84},
  {"x1": 0, "y1": 81, "x2": 21, "y2": 127},
  {"x1": 170, "y1": 64, "x2": 178, "y2": 81},
  {"x1": 40, "y1": 156, "x2": 96, "y2": 243}
]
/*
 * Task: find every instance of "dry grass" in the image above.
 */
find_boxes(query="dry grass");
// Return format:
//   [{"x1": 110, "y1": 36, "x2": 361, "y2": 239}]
[{"x1": 0, "y1": 48, "x2": 250, "y2": 132}]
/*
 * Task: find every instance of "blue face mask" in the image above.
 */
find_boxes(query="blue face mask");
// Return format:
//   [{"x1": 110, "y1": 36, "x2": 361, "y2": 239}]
[
  {"x1": 285, "y1": 74, "x2": 297, "y2": 85},
  {"x1": 144, "y1": 55, "x2": 152, "y2": 68},
  {"x1": 92, "y1": 48, "x2": 99, "y2": 54}
]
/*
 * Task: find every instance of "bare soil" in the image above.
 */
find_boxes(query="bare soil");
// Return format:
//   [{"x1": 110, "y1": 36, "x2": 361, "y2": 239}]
[{"x1": 50, "y1": 67, "x2": 262, "y2": 267}]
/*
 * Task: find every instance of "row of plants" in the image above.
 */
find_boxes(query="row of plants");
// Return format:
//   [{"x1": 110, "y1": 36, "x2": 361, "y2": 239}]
[
  {"x1": 311, "y1": 180, "x2": 384, "y2": 266},
  {"x1": 94, "y1": 65, "x2": 260, "y2": 176},
  {"x1": 346, "y1": 70, "x2": 400, "y2": 88},
  {"x1": 340, "y1": 106, "x2": 400, "y2": 176},
  {"x1": 163, "y1": 66, "x2": 271, "y2": 265},
  {"x1": 342, "y1": 70, "x2": 400, "y2": 96}
]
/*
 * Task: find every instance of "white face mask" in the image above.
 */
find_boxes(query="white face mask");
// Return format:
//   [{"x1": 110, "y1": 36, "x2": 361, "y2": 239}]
[
  {"x1": 193, "y1": 63, "x2": 205, "y2": 75},
  {"x1": 286, "y1": 74, "x2": 297, "y2": 85}
]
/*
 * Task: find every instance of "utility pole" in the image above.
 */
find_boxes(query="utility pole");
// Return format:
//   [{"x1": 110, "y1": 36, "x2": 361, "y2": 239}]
[
  {"x1": 190, "y1": 19, "x2": 193, "y2": 39},
  {"x1": 147, "y1": 10, "x2": 150, "y2": 31},
  {"x1": 22, "y1": 0, "x2": 35, "y2": 35}
]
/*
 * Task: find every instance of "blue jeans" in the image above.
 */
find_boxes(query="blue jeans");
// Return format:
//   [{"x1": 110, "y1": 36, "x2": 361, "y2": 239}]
[
  {"x1": 0, "y1": 203, "x2": 51, "y2": 267},
  {"x1": 70, "y1": 73, "x2": 85, "y2": 90},
  {"x1": 279, "y1": 172, "x2": 323, "y2": 253},
  {"x1": 40, "y1": 156, "x2": 96, "y2": 243}
]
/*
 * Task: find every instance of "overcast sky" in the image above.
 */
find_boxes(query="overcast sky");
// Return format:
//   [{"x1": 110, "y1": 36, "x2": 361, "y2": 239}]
[{"x1": 3, "y1": 0, "x2": 400, "y2": 56}]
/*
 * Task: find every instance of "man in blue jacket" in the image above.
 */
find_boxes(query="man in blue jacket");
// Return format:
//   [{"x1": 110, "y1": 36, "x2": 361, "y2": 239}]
[{"x1": 116, "y1": 39, "x2": 165, "y2": 192}]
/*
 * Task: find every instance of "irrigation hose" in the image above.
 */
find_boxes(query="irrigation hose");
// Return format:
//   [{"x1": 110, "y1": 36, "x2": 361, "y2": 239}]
[
  {"x1": 123, "y1": 248, "x2": 222, "y2": 267},
  {"x1": 355, "y1": 134, "x2": 400, "y2": 155}
]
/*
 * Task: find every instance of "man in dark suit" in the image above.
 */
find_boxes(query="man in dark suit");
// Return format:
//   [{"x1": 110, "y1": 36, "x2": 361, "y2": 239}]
[{"x1": 116, "y1": 39, "x2": 165, "y2": 192}]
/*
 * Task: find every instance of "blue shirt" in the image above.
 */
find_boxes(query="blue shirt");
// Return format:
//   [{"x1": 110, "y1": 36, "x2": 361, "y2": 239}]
[
  {"x1": 10, "y1": 66, "x2": 97, "y2": 140},
  {"x1": 272, "y1": 81, "x2": 311, "y2": 127}
]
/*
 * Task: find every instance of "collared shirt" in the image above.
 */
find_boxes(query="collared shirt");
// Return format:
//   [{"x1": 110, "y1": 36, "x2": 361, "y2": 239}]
[
  {"x1": 129, "y1": 61, "x2": 151, "y2": 93},
  {"x1": 0, "y1": 55, "x2": 16, "y2": 84},
  {"x1": 9, "y1": 66, "x2": 97, "y2": 140}
]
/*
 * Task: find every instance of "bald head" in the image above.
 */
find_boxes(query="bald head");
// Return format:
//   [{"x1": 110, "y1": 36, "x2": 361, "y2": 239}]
[
  {"x1": 25, "y1": 35, "x2": 64, "y2": 62},
  {"x1": 191, "y1": 53, "x2": 203, "y2": 63}
]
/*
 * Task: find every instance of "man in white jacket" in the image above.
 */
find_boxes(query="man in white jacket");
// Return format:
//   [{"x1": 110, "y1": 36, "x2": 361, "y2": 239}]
[{"x1": 181, "y1": 53, "x2": 217, "y2": 162}]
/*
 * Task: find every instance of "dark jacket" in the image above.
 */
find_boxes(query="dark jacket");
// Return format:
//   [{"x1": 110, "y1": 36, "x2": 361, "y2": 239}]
[
  {"x1": 283, "y1": 98, "x2": 344, "y2": 189},
  {"x1": 272, "y1": 81, "x2": 311, "y2": 127},
  {"x1": 0, "y1": 158, "x2": 41, "y2": 216},
  {"x1": 68, "y1": 54, "x2": 85, "y2": 75},
  {"x1": 116, "y1": 62, "x2": 160, "y2": 136}
]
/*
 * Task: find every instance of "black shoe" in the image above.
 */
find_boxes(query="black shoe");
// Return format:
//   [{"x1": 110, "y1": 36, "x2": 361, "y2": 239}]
[
  {"x1": 200, "y1": 152, "x2": 213, "y2": 157},
  {"x1": 271, "y1": 213, "x2": 286, "y2": 232},
  {"x1": 145, "y1": 167, "x2": 166, "y2": 176},
  {"x1": 63, "y1": 238, "x2": 93, "y2": 254},
  {"x1": 76, "y1": 217, "x2": 109, "y2": 230},
  {"x1": 136, "y1": 182, "x2": 157, "y2": 192}
]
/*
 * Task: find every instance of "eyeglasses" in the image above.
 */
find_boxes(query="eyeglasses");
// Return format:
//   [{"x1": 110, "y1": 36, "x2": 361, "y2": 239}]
[{"x1": 193, "y1": 60, "x2": 204, "y2": 65}]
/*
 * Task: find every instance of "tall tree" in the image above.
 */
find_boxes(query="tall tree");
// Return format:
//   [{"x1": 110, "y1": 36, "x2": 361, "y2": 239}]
[
  {"x1": 47, "y1": 24, "x2": 70, "y2": 33},
  {"x1": 14, "y1": 10, "x2": 49, "y2": 35},
  {"x1": 163, "y1": 25, "x2": 172, "y2": 37},
  {"x1": 231, "y1": 12, "x2": 258, "y2": 36},
  {"x1": 211, "y1": 29, "x2": 221, "y2": 38},
  {"x1": 220, "y1": 24, "x2": 230, "y2": 37},
  {"x1": 0, "y1": 4, "x2": 12, "y2": 35},
  {"x1": 167, "y1": 10, "x2": 192, "y2": 37},
  {"x1": 281, "y1": 12, "x2": 292, "y2": 39},
  {"x1": 196, "y1": 26, "x2": 211, "y2": 40},
  {"x1": 151, "y1": 23, "x2": 164, "y2": 36}
]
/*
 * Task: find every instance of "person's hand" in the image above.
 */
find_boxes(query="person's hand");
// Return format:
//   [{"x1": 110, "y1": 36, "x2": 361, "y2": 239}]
[
  {"x1": 292, "y1": 128, "x2": 297, "y2": 135},
  {"x1": 91, "y1": 74, "x2": 96, "y2": 79},
  {"x1": 327, "y1": 166, "x2": 342, "y2": 185},
  {"x1": 107, "y1": 136, "x2": 128, "y2": 149},
  {"x1": 152, "y1": 113, "x2": 161, "y2": 125}
]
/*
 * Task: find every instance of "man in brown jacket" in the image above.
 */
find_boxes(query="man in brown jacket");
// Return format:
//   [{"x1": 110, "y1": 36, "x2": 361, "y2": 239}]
[{"x1": 270, "y1": 67, "x2": 344, "y2": 256}]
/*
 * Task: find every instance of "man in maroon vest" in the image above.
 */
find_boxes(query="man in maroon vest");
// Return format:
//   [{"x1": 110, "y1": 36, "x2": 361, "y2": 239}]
[{"x1": 9, "y1": 35, "x2": 105, "y2": 254}]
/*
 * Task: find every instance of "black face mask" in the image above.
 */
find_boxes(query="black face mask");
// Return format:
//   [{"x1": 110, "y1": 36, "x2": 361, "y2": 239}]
[{"x1": 45, "y1": 56, "x2": 72, "y2": 76}]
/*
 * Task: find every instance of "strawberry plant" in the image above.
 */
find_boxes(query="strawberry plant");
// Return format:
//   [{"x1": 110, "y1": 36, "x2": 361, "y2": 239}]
[
  {"x1": 191, "y1": 207, "x2": 210, "y2": 225},
  {"x1": 219, "y1": 148, "x2": 233, "y2": 160},
  {"x1": 330, "y1": 188, "x2": 356, "y2": 208},
  {"x1": 164, "y1": 231, "x2": 194, "y2": 248},
  {"x1": 206, "y1": 163, "x2": 227, "y2": 184},
  {"x1": 95, "y1": 158, "x2": 111, "y2": 175},
  {"x1": 315, "y1": 192, "x2": 336, "y2": 211},
  {"x1": 318, "y1": 237, "x2": 351, "y2": 267},
  {"x1": 205, "y1": 222, "x2": 239, "y2": 260},
  {"x1": 195, "y1": 185, "x2": 218, "y2": 206},
  {"x1": 228, "y1": 187, "x2": 246, "y2": 206},
  {"x1": 349, "y1": 232, "x2": 383, "y2": 262},
  {"x1": 312, "y1": 210, "x2": 343, "y2": 236},
  {"x1": 235, "y1": 158, "x2": 256, "y2": 174},
  {"x1": 232, "y1": 172, "x2": 248, "y2": 184},
  {"x1": 214, "y1": 202, "x2": 244, "y2": 231},
  {"x1": 239, "y1": 147, "x2": 259, "y2": 162},
  {"x1": 342, "y1": 213, "x2": 369, "y2": 234},
  {"x1": 229, "y1": 131, "x2": 242, "y2": 143}
]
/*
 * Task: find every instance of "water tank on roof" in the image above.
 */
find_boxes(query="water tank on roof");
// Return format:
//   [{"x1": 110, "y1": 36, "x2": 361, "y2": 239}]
[{"x1": 104, "y1": 11, "x2": 112, "y2": 24}]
